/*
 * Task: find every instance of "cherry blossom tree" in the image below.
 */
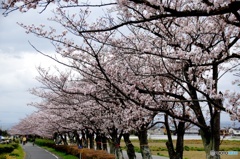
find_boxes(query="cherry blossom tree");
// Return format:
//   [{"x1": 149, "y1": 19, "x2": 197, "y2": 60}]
[
  {"x1": 30, "y1": 63, "x2": 157, "y2": 158},
  {"x1": 4, "y1": 1, "x2": 240, "y2": 159}
]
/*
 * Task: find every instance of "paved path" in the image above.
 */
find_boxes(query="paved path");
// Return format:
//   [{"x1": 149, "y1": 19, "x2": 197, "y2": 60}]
[
  {"x1": 22, "y1": 142, "x2": 168, "y2": 159},
  {"x1": 22, "y1": 142, "x2": 60, "y2": 159}
]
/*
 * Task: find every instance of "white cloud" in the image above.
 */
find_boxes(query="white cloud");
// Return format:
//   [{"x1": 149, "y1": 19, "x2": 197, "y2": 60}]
[{"x1": 0, "y1": 52, "x2": 60, "y2": 129}]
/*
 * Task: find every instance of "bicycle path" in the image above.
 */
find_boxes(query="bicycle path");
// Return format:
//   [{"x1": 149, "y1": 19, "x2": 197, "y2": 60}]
[
  {"x1": 22, "y1": 142, "x2": 60, "y2": 159},
  {"x1": 22, "y1": 142, "x2": 168, "y2": 159}
]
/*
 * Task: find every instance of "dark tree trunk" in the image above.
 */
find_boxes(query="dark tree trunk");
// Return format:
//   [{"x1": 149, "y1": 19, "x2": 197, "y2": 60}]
[
  {"x1": 86, "y1": 130, "x2": 94, "y2": 149},
  {"x1": 95, "y1": 130, "x2": 102, "y2": 150},
  {"x1": 60, "y1": 133, "x2": 68, "y2": 146},
  {"x1": 109, "y1": 128, "x2": 124, "y2": 159},
  {"x1": 81, "y1": 130, "x2": 87, "y2": 148},
  {"x1": 123, "y1": 133, "x2": 136, "y2": 159},
  {"x1": 89, "y1": 133, "x2": 95, "y2": 149},
  {"x1": 138, "y1": 128, "x2": 152, "y2": 159},
  {"x1": 73, "y1": 130, "x2": 82, "y2": 147},
  {"x1": 165, "y1": 115, "x2": 185, "y2": 159},
  {"x1": 165, "y1": 115, "x2": 175, "y2": 158},
  {"x1": 200, "y1": 100, "x2": 221, "y2": 159},
  {"x1": 175, "y1": 121, "x2": 185, "y2": 159},
  {"x1": 67, "y1": 132, "x2": 74, "y2": 144},
  {"x1": 102, "y1": 134, "x2": 108, "y2": 151}
]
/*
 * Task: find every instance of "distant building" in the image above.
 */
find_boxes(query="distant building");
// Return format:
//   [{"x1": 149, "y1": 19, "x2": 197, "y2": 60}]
[
  {"x1": 185, "y1": 127, "x2": 199, "y2": 135},
  {"x1": 229, "y1": 127, "x2": 240, "y2": 136}
]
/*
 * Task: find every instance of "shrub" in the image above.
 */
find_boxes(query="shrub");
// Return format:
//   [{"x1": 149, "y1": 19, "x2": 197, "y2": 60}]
[
  {"x1": 79, "y1": 148, "x2": 114, "y2": 159},
  {"x1": 11, "y1": 143, "x2": 19, "y2": 149},
  {"x1": 0, "y1": 154, "x2": 7, "y2": 159},
  {"x1": 0, "y1": 145, "x2": 15, "y2": 154},
  {"x1": 54, "y1": 145, "x2": 68, "y2": 153},
  {"x1": 68, "y1": 146, "x2": 80, "y2": 156},
  {"x1": 196, "y1": 147, "x2": 204, "y2": 151},
  {"x1": 35, "y1": 139, "x2": 55, "y2": 147},
  {"x1": 9, "y1": 152, "x2": 19, "y2": 157},
  {"x1": 184, "y1": 146, "x2": 190, "y2": 151}
]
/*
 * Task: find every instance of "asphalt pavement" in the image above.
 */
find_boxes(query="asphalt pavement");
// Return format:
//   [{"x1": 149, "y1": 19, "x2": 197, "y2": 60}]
[
  {"x1": 22, "y1": 142, "x2": 60, "y2": 159},
  {"x1": 22, "y1": 142, "x2": 168, "y2": 159}
]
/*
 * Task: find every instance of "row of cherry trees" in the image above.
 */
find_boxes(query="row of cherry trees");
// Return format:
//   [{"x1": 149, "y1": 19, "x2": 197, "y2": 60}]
[{"x1": 5, "y1": 1, "x2": 240, "y2": 159}]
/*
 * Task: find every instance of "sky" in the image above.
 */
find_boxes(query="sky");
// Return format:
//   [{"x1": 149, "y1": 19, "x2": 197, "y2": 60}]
[
  {"x1": 0, "y1": 7, "x2": 57, "y2": 129},
  {"x1": 0, "y1": 4, "x2": 239, "y2": 130}
]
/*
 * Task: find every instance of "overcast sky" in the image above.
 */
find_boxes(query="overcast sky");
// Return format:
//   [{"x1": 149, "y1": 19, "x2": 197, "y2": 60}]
[
  {"x1": 0, "y1": 5, "x2": 239, "y2": 130},
  {"x1": 0, "y1": 8, "x2": 57, "y2": 129}
]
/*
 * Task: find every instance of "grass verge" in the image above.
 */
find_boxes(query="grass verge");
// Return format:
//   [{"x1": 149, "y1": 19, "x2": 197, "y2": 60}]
[
  {"x1": 39, "y1": 146, "x2": 78, "y2": 159},
  {"x1": 0, "y1": 143, "x2": 25, "y2": 159}
]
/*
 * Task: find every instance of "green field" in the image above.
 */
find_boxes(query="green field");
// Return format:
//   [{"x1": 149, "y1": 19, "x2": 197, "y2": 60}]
[{"x1": 120, "y1": 139, "x2": 240, "y2": 159}]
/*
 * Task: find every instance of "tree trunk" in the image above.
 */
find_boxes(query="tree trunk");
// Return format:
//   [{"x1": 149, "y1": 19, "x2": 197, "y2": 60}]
[
  {"x1": 200, "y1": 113, "x2": 221, "y2": 158},
  {"x1": 67, "y1": 132, "x2": 74, "y2": 144},
  {"x1": 60, "y1": 133, "x2": 68, "y2": 145},
  {"x1": 82, "y1": 130, "x2": 87, "y2": 148},
  {"x1": 165, "y1": 115, "x2": 185, "y2": 159},
  {"x1": 95, "y1": 131, "x2": 102, "y2": 150},
  {"x1": 175, "y1": 121, "x2": 185, "y2": 159},
  {"x1": 108, "y1": 139, "x2": 115, "y2": 154},
  {"x1": 102, "y1": 134, "x2": 108, "y2": 151},
  {"x1": 123, "y1": 133, "x2": 136, "y2": 159},
  {"x1": 86, "y1": 130, "x2": 94, "y2": 149},
  {"x1": 200, "y1": 129, "x2": 220, "y2": 159},
  {"x1": 109, "y1": 128, "x2": 124, "y2": 159},
  {"x1": 165, "y1": 115, "x2": 176, "y2": 159},
  {"x1": 89, "y1": 133, "x2": 95, "y2": 149},
  {"x1": 73, "y1": 130, "x2": 82, "y2": 147},
  {"x1": 138, "y1": 128, "x2": 152, "y2": 159}
]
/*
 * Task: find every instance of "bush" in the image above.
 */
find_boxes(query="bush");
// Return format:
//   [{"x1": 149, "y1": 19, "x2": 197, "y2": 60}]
[
  {"x1": 66, "y1": 146, "x2": 80, "y2": 156},
  {"x1": 79, "y1": 148, "x2": 115, "y2": 159},
  {"x1": 0, "y1": 144, "x2": 15, "y2": 154},
  {"x1": 184, "y1": 146, "x2": 190, "y2": 151},
  {"x1": 35, "y1": 139, "x2": 55, "y2": 147},
  {"x1": 54, "y1": 145, "x2": 69, "y2": 153},
  {"x1": 0, "y1": 154, "x2": 7, "y2": 159},
  {"x1": 9, "y1": 152, "x2": 19, "y2": 157},
  {"x1": 11, "y1": 144, "x2": 19, "y2": 149},
  {"x1": 36, "y1": 139, "x2": 115, "y2": 159}
]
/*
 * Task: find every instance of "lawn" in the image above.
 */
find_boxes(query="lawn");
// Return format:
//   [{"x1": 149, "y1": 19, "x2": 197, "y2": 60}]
[
  {"x1": 41, "y1": 146, "x2": 78, "y2": 159},
  {"x1": 121, "y1": 139, "x2": 240, "y2": 159},
  {"x1": 0, "y1": 143, "x2": 25, "y2": 159}
]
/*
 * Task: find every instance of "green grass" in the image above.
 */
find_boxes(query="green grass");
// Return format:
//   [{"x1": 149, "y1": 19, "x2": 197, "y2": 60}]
[
  {"x1": 9, "y1": 145, "x2": 25, "y2": 159},
  {"x1": 0, "y1": 143, "x2": 24, "y2": 159},
  {"x1": 121, "y1": 139, "x2": 240, "y2": 159},
  {"x1": 39, "y1": 146, "x2": 78, "y2": 159}
]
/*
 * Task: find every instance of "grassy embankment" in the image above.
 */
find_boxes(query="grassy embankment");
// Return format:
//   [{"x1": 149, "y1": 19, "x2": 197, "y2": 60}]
[{"x1": 0, "y1": 143, "x2": 24, "y2": 159}]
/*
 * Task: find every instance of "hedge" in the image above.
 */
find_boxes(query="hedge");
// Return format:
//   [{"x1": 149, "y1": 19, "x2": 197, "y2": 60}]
[
  {"x1": 53, "y1": 145, "x2": 115, "y2": 159},
  {"x1": 35, "y1": 139, "x2": 115, "y2": 159},
  {"x1": 0, "y1": 144, "x2": 18, "y2": 154}
]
